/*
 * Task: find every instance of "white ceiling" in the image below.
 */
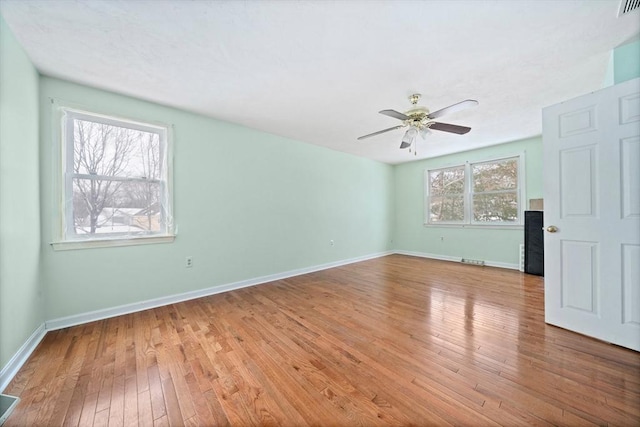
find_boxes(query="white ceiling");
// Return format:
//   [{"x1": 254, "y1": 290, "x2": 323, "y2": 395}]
[{"x1": 1, "y1": 1, "x2": 639, "y2": 164}]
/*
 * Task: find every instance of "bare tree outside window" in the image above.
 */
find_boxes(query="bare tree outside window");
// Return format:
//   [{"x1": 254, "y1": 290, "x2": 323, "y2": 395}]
[
  {"x1": 73, "y1": 120, "x2": 136, "y2": 233},
  {"x1": 428, "y1": 166, "x2": 465, "y2": 223},
  {"x1": 65, "y1": 111, "x2": 168, "y2": 239},
  {"x1": 425, "y1": 156, "x2": 521, "y2": 226},
  {"x1": 125, "y1": 133, "x2": 162, "y2": 231},
  {"x1": 472, "y1": 158, "x2": 518, "y2": 223}
]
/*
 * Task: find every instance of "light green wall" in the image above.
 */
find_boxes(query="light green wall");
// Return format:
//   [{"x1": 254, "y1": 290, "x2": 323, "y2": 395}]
[
  {"x1": 0, "y1": 17, "x2": 43, "y2": 370},
  {"x1": 40, "y1": 77, "x2": 395, "y2": 320},
  {"x1": 614, "y1": 39, "x2": 640, "y2": 84},
  {"x1": 393, "y1": 137, "x2": 543, "y2": 267}
]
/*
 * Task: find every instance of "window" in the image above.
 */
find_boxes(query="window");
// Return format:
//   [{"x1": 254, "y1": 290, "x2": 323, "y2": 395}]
[
  {"x1": 471, "y1": 157, "x2": 519, "y2": 223},
  {"x1": 425, "y1": 155, "x2": 522, "y2": 226},
  {"x1": 427, "y1": 165, "x2": 466, "y2": 223},
  {"x1": 56, "y1": 107, "x2": 173, "y2": 247}
]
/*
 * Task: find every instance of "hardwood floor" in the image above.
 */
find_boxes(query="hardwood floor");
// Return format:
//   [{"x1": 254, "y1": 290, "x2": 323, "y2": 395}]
[{"x1": 4, "y1": 255, "x2": 640, "y2": 426}]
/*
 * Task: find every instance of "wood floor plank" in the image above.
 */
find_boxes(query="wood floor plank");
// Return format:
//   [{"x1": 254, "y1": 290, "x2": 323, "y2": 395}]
[
  {"x1": 136, "y1": 389, "x2": 153, "y2": 426},
  {"x1": 4, "y1": 255, "x2": 639, "y2": 426},
  {"x1": 160, "y1": 377, "x2": 183, "y2": 426},
  {"x1": 76, "y1": 391, "x2": 98, "y2": 427},
  {"x1": 146, "y1": 363, "x2": 166, "y2": 422},
  {"x1": 93, "y1": 407, "x2": 110, "y2": 427}
]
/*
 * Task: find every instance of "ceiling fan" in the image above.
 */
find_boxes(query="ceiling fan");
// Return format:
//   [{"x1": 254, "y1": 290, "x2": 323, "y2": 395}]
[{"x1": 357, "y1": 94, "x2": 478, "y2": 153}]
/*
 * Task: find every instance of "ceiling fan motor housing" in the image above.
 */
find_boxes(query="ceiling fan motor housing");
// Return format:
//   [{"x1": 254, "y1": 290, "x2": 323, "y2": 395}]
[{"x1": 404, "y1": 106, "x2": 431, "y2": 129}]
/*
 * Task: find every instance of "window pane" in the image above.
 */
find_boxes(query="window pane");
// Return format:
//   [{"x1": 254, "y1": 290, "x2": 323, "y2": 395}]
[
  {"x1": 429, "y1": 167, "x2": 465, "y2": 195},
  {"x1": 73, "y1": 119, "x2": 161, "y2": 179},
  {"x1": 472, "y1": 159, "x2": 517, "y2": 192},
  {"x1": 429, "y1": 195, "x2": 465, "y2": 222},
  {"x1": 73, "y1": 178, "x2": 161, "y2": 234},
  {"x1": 472, "y1": 192, "x2": 518, "y2": 223}
]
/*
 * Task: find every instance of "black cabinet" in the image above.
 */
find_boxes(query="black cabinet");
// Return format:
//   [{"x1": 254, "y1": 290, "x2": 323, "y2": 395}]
[{"x1": 524, "y1": 211, "x2": 544, "y2": 276}]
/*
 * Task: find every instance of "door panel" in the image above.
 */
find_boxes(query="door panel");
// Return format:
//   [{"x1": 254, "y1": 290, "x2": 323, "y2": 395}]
[
  {"x1": 543, "y1": 77, "x2": 640, "y2": 351},
  {"x1": 558, "y1": 105, "x2": 597, "y2": 137},
  {"x1": 561, "y1": 241, "x2": 598, "y2": 313},
  {"x1": 620, "y1": 93, "x2": 640, "y2": 124},
  {"x1": 622, "y1": 244, "x2": 640, "y2": 326},
  {"x1": 621, "y1": 137, "x2": 640, "y2": 218},
  {"x1": 560, "y1": 146, "x2": 597, "y2": 217}
]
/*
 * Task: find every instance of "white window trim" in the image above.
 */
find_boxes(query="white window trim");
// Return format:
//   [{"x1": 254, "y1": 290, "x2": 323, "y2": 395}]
[
  {"x1": 50, "y1": 100, "x2": 176, "y2": 250},
  {"x1": 424, "y1": 153, "x2": 526, "y2": 228}
]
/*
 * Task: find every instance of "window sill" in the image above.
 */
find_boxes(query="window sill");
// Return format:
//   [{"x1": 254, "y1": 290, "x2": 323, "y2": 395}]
[
  {"x1": 423, "y1": 223, "x2": 523, "y2": 230},
  {"x1": 51, "y1": 234, "x2": 176, "y2": 251}
]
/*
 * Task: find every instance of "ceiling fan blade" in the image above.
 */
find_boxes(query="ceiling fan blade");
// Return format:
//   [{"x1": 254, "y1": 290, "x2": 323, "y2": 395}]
[
  {"x1": 429, "y1": 122, "x2": 472, "y2": 134},
  {"x1": 357, "y1": 125, "x2": 404, "y2": 140},
  {"x1": 428, "y1": 99, "x2": 478, "y2": 119},
  {"x1": 379, "y1": 109, "x2": 410, "y2": 121},
  {"x1": 400, "y1": 141, "x2": 411, "y2": 149}
]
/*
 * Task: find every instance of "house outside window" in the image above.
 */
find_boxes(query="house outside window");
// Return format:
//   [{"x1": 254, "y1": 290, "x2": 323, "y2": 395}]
[
  {"x1": 54, "y1": 106, "x2": 174, "y2": 249},
  {"x1": 425, "y1": 155, "x2": 523, "y2": 227}
]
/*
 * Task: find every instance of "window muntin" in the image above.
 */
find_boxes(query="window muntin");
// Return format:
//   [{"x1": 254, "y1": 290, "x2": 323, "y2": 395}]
[
  {"x1": 61, "y1": 109, "x2": 172, "y2": 242},
  {"x1": 425, "y1": 156, "x2": 522, "y2": 226}
]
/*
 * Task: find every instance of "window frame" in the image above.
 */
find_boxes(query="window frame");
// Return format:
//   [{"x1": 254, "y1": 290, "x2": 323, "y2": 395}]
[
  {"x1": 52, "y1": 103, "x2": 175, "y2": 250},
  {"x1": 424, "y1": 154, "x2": 525, "y2": 228}
]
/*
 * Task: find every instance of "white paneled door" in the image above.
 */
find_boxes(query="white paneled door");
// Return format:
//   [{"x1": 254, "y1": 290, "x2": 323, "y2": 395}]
[{"x1": 543, "y1": 77, "x2": 640, "y2": 351}]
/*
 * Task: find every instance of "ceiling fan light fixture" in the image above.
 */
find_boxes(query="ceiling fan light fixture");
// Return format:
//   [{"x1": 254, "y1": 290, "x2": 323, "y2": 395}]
[{"x1": 400, "y1": 127, "x2": 418, "y2": 149}]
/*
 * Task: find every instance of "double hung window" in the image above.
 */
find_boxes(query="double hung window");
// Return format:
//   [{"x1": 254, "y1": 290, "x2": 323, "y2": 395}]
[
  {"x1": 57, "y1": 107, "x2": 173, "y2": 247},
  {"x1": 425, "y1": 155, "x2": 522, "y2": 226}
]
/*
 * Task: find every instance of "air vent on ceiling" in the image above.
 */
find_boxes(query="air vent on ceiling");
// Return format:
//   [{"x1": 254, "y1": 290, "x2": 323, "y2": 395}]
[{"x1": 619, "y1": 0, "x2": 640, "y2": 16}]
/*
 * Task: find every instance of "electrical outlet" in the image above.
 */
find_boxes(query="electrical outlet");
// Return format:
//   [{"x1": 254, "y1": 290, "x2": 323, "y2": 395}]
[
  {"x1": 330, "y1": 240, "x2": 334, "y2": 246},
  {"x1": 185, "y1": 256, "x2": 193, "y2": 268}
]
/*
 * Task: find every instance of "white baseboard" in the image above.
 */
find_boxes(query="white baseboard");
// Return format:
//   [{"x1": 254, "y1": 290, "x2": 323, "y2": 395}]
[
  {"x1": 45, "y1": 251, "x2": 394, "y2": 331},
  {"x1": 484, "y1": 260, "x2": 521, "y2": 270},
  {"x1": 395, "y1": 250, "x2": 461, "y2": 263},
  {"x1": 0, "y1": 324, "x2": 46, "y2": 393},
  {"x1": 394, "y1": 249, "x2": 520, "y2": 270}
]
